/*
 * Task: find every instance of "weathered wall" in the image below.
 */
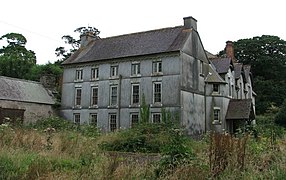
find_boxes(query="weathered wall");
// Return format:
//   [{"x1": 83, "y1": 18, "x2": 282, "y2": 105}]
[
  {"x1": 61, "y1": 53, "x2": 182, "y2": 131},
  {"x1": 0, "y1": 100, "x2": 55, "y2": 124}
]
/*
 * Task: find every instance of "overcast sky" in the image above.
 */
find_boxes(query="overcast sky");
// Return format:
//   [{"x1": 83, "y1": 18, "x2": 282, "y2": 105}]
[{"x1": 1, "y1": 0, "x2": 285, "y2": 64}]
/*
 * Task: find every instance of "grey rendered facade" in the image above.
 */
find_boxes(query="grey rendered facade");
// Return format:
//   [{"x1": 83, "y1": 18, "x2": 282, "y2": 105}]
[{"x1": 60, "y1": 17, "x2": 255, "y2": 134}]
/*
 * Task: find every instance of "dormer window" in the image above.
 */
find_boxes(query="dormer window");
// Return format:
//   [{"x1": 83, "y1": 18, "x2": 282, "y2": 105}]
[{"x1": 213, "y1": 84, "x2": 219, "y2": 93}]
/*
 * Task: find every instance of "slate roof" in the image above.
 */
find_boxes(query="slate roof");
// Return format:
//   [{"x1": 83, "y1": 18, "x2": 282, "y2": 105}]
[
  {"x1": 205, "y1": 64, "x2": 226, "y2": 83},
  {"x1": 225, "y1": 99, "x2": 253, "y2": 120},
  {"x1": 62, "y1": 26, "x2": 190, "y2": 65},
  {"x1": 205, "y1": 50, "x2": 218, "y2": 59},
  {"x1": 210, "y1": 58, "x2": 232, "y2": 74},
  {"x1": 234, "y1": 63, "x2": 243, "y2": 79},
  {"x1": 243, "y1": 65, "x2": 251, "y2": 82},
  {"x1": 0, "y1": 76, "x2": 55, "y2": 105}
]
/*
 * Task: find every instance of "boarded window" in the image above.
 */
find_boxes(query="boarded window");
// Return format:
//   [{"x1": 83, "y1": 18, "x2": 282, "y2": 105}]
[{"x1": 0, "y1": 107, "x2": 25, "y2": 124}]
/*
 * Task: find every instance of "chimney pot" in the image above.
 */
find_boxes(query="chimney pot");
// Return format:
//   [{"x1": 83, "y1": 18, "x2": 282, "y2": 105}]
[
  {"x1": 80, "y1": 32, "x2": 96, "y2": 47},
  {"x1": 183, "y1": 16, "x2": 197, "y2": 31}
]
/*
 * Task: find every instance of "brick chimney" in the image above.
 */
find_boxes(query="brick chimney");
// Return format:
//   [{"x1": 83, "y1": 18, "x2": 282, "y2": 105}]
[
  {"x1": 80, "y1": 32, "x2": 96, "y2": 47},
  {"x1": 226, "y1": 41, "x2": 235, "y2": 61},
  {"x1": 183, "y1": 16, "x2": 197, "y2": 31}
]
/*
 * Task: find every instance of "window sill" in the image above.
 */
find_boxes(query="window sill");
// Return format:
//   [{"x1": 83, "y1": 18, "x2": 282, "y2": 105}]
[
  {"x1": 109, "y1": 76, "x2": 119, "y2": 80},
  {"x1": 212, "y1": 121, "x2": 221, "y2": 125},
  {"x1": 129, "y1": 104, "x2": 140, "y2": 108},
  {"x1": 151, "y1": 72, "x2": 163, "y2": 77},
  {"x1": 90, "y1": 78, "x2": 99, "y2": 81},
  {"x1": 150, "y1": 103, "x2": 163, "y2": 107},
  {"x1": 107, "y1": 105, "x2": 118, "y2": 109},
  {"x1": 130, "y1": 74, "x2": 141, "y2": 78},
  {"x1": 89, "y1": 105, "x2": 98, "y2": 109},
  {"x1": 72, "y1": 106, "x2": 82, "y2": 109},
  {"x1": 74, "y1": 80, "x2": 83, "y2": 83}
]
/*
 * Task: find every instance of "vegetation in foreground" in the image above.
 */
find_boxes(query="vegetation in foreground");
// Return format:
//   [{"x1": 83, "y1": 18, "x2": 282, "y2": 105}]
[{"x1": 0, "y1": 116, "x2": 286, "y2": 179}]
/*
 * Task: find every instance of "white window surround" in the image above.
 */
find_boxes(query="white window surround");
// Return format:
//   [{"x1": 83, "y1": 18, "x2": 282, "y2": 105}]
[
  {"x1": 110, "y1": 85, "x2": 118, "y2": 106},
  {"x1": 74, "y1": 113, "x2": 80, "y2": 124},
  {"x1": 153, "y1": 82, "x2": 162, "y2": 104},
  {"x1": 130, "y1": 113, "x2": 139, "y2": 127},
  {"x1": 109, "y1": 114, "x2": 117, "y2": 131},
  {"x1": 90, "y1": 86, "x2": 98, "y2": 107},
  {"x1": 131, "y1": 84, "x2": 140, "y2": 105},
  {"x1": 213, "y1": 107, "x2": 221, "y2": 124},
  {"x1": 131, "y1": 63, "x2": 141, "y2": 76},
  {"x1": 91, "y1": 67, "x2": 99, "y2": 80},
  {"x1": 89, "y1": 113, "x2": 97, "y2": 126},
  {"x1": 152, "y1": 61, "x2": 162, "y2": 75},
  {"x1": 75, "y1": 69, "x2": 83, "y2": 81},
  {"x1": 110, "y1": 65, "x2": 119, "y2": 78},
  {"x1": 74, "y1": 87, "x2": 82, "y2": 107}
]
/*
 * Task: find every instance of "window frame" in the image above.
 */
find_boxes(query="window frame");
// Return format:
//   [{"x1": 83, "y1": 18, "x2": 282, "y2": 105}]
[
  {"x1": 109, "y1": 114, "x2": 117, "y2": 132},
  {"x1": 74, "y1": 113, "x2": 80, "y2": 125},
  {"x1": 75, "y1": 69, "x2": 83, "y2": 81},
  {"x1": 213, "y1": 108, "x2": 221, "y2": 123},
  {"x1": 91, "y1": 67, "x2": 99, "y2": 80},
  {"x1": 130, "y1": 113, "x2": 139, "y2": 127},
  {"x1": 91, "y1": 86, "x2": 98, "y2": 107},
  {"x1": 110, "y1": 85, "x2": 118, "y2": 106},
  {"x1": 89, "y1": 113, "x2": 97, "y2": 126},
  {"x1": 110, "y1": 65, "x2": 118, "y2": 77},
  {"x1": 152, "y1": 61, "x2": 162, "y2": 74},
  {"x1": 75, "y1": 87, "x2": 82, "y2": 106},
  {"x1": 153, "y1": 82, "x2": 162, "y2": 104},
  {"x1": 213, "y1": 84, "x2": 220, "y2": 93},
  {"x1": 131, "y1": 84, "x2": 140, "y2": 105},
  {"x1": 131, "y1": 63, "x2": 140, "y2": 76},
  {"x1": 152, "y1": 113, "x2": 161, "y2": 123}
]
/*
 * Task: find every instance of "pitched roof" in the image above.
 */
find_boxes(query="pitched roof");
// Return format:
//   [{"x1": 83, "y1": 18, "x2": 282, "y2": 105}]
[
  {"x1": 210, "y1": 58, "x2": 232, "y2": 74},
  {"x1": 0, "y1": 76, "x2": 55, "y2": 105},
  {"x1": 205, "y1": 64, "x2": 226, "y2": 83},
  {"x1": 243, "y1": 65, "x2": 251, "y2": 82},
  {"x1": 234, "y1": 63, "x2": 243, "y2": 79},
  {"x1": 225, "y1": 99, "x2": 253, "y2": 120},
  {"x1": 205, "y1": 50, "x2": 218, "y2": 59},
  {"x1": 62, "y1": 26, "x2": 190, "y2": 65}
]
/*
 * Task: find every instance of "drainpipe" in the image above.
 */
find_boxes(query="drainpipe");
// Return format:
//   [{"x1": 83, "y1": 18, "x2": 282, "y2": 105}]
[
  {"x1": 204, "y1": 82, "x2": 207, "y2": 133},
  {"x1": 118, "y1": 75, "x2": 122, "y2": 129}
]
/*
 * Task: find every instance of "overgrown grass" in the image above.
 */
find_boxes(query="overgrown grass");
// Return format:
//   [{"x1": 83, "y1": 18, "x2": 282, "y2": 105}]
[{"x1": 0, "y1": 116, "x2": 286, "y2": 179}]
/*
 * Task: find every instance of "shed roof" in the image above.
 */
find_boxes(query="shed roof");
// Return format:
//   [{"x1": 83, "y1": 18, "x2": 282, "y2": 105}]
[
  {"x1": 210, "y1": 58, "x2": 232, "y2": 74},
  {"x1": 62, "y1": 26, "x2": 190, "y2": 65},
  {"x1": 0, "y1": 76, "x2": 55, "y2": 105},
  {"x1": 225, "y1": 99, "x2": 253, "y2": 120}
]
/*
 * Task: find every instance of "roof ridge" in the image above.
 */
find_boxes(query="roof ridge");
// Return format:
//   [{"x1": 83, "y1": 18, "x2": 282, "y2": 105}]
[{"x1": 99, "y1": 25, "x2": 184, "y2": 40}]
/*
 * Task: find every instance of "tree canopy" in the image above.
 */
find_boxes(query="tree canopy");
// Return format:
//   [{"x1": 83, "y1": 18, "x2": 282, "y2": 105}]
[
  {"x1": 55, "y1": 26, "x2": 100, "y2": 62},
  {"x1": 0, "y1": 33, "x2": 36, "y2": 79},
  {"x1": 231, "y1": 35, "x2": 286, "y2": 114}
]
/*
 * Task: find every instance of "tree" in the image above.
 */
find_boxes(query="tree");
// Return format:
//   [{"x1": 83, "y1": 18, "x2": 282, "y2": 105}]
[
  {"x1": 55, "y1": 26, "x2": 100, "y2": 62},
  {"x1": 220, "y1": 35, "x2": 286, "y2": 114},
  {"x1": 275, "y1": 99, "x2": 286, "y2": 127},
  {"x1": 0, "y1": 33, "x2": 36, "y2": 79}
]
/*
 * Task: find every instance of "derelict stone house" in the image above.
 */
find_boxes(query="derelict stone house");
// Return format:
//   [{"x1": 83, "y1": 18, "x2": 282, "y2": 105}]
[
  {"x1": 0, "y1": 76, "x2": 56, "y2": 124},
  {"x1": 60, "y1": 16, "x2": 255, "y2": 134}
]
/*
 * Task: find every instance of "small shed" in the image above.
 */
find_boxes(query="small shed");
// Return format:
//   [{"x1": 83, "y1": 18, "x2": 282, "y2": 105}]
[{"x1": 0, "y1": 76, "x2": 56, "y2": 124}]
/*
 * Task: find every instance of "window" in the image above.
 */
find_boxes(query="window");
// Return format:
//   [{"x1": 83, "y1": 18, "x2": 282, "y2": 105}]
[
  {"x1": 75, "y1": 88, "x2": 82, "y2": 106},
  {"x1": 74, "y1": 113, "x2": 80, "y2": 124},
  {"x1": 199, "y1": 61, "x2": 203, "y2": 75},
  {"x1": 153, "y1": 82, "x2": 162, "y2": 103},
  {"x1": 90, "y1": 113, "x2": 97, "y2": 126},
  {"x1": 110, "y1": 65, "x2": 118, "y2": 77},
  {"x1": 131, "y1": 84, "x2": 140, "y2": 104},
  {"x1": 152, "y1": 113, "x2": 161, "y2": 123},
  {"x1": 91, "y1": 67, "x2": 99, "y2": 80},
  {"x1": 130, "y1": 113, "x2": 139, "y2": 127},
  {"x1": 228, "y1": 78, "x2": 232, "y2": 97},
  {"x1": 131, "y1": 63, "x2": 140, "y2": 75},
  {"x1": 109, "y1": 114, "x2": 117, "y2": 131},
  {"x1": 153, "y1": 61, "x2": 162, "y2": 74},
  {"x1": 75, "y1": 69, "x2": 83, "y2": 80},
  {"x1": 110, "y1": 86, "x2": 118, "y2": 106},
  {"x1": 91, "y1": 87, "x2": 98, "y2": 106},
  {"x1": 213, "y1": 84, "x2": 219, "y2": 93},
  {"x1": 213, "y1": 108, "x2": 220, "y2": 123}
]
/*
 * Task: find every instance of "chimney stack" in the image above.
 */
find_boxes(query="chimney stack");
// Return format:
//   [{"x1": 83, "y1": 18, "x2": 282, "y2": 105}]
[
  {"x1": 183, "y1": 16, "x2": 197, "y2": 31},
  {"x1": 226, "y1": 41, "x2": 235, "y2": 61},
  {"x1": 80, "y1": 32, "x2": 96, "y2": 47}
]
